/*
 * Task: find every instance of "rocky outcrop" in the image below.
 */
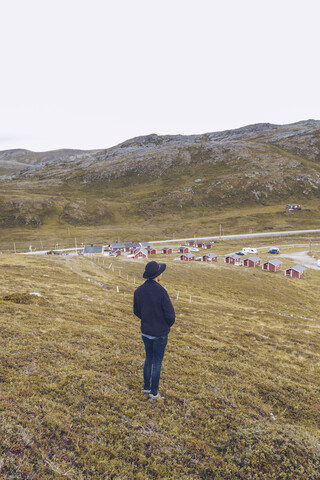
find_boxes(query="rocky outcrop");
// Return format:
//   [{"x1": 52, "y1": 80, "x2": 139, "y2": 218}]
[{"x1": 1, "y1": 120, "x2": 320, "y2": 226}]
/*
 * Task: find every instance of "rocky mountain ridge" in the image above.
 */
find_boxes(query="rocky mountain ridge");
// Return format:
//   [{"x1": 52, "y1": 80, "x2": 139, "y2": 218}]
[
  {"x1": 1, "y1": 120, "x2": 320, "y2": 228},
  {"x1": 2, "y1": 120, "x2": 319, "y2": 178}
]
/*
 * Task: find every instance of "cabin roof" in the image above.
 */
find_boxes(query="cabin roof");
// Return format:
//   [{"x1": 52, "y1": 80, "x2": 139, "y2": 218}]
[
  {"x1": 265, "y1": 259, "x2": 282, "y2": 266},
  {"x1": 83, "y1": 244, "x2": 103, "y2": 254},
  {"x1": 287, "y1": 265, "x2": 306, "y2": 273}
]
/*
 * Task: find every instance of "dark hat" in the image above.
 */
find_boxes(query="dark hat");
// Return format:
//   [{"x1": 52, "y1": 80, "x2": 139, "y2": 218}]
[{"x1": 143, "y1": 261, "x2": 166, "y2": 279}]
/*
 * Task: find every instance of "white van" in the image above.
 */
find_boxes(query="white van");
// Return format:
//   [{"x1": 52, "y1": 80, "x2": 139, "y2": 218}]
[{"x1": 242, "y1": 247, "x2": 258, "y2": 254}]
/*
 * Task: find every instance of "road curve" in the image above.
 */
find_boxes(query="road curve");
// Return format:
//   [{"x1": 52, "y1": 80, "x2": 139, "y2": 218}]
[{"x1": 279, "y1": 250, "x2": 320, "y2": 270}]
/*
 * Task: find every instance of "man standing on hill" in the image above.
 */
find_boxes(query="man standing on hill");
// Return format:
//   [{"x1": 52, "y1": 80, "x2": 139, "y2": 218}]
[{"x1": 134, "y1": 261, "x2": 175, "y2": 400}]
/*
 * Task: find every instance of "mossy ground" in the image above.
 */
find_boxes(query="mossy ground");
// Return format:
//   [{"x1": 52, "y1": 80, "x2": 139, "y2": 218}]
[
  {"x1": 0, "y1": 201, "x2": 319, "y2": 255},
  {"x1": 0, "y1": 235, "x2": 320, "y2": 479}
]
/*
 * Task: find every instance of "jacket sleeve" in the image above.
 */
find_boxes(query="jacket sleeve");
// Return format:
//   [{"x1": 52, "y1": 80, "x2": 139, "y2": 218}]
[
  {"x1": 162, "y1": 290, "x2": 175, "y2": 326},
  {"x1": 133, "y1": 291, "x2": 141, "y2": 319}
]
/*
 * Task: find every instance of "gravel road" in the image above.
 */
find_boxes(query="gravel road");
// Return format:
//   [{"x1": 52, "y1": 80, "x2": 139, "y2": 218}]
[
  {"x1": 149, "y1": 229, "x2": 320, "y2": 244},
  {"x1": 279, "y1": 250, "x2": 320, "y2": 270}
]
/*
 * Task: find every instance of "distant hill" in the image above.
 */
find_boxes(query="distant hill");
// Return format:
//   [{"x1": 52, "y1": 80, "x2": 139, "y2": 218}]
[
  {"x1": 1, "y1": 120, "x2": 320, "y2": 230},
  {"x1": 0, "y1": 148, "x2": 101, "y2": 176}
]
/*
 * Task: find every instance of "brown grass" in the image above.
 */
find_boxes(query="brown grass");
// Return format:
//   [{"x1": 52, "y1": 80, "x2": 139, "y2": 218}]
[{"x1": 0, "y1": 240, "x2": 320, "y2": 479}]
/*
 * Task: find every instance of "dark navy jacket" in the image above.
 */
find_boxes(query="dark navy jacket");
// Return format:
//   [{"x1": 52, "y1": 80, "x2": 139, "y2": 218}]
[{"x1": 133, "y1": 279, "x2": 175, "y2": 336}]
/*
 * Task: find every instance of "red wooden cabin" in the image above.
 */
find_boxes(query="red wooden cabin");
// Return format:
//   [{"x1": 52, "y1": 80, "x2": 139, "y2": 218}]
[
  {"x1": 285, "y1": 265, "x2": 306, "y2": 278},
  {"x1": 262, "y1": 259, "x2": 282, "y2": 271},
  {"x1": 180, "y1": 253, "x2": 195, "y2": 261},
  {"x1": 225, "y1": 254, "x2": 241, "y2": 265},
  {"x1": 202, "y1": 253, "x2": 217, "y2": 262},
  {"x1": 243, "y1": 256, "x2": 261, "y2": 267},
  {"x1": 133, "y1": 248, "x2": 148, "y2": 259}
]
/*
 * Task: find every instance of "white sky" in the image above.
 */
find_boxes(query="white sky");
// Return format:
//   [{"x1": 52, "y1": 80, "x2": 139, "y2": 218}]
[{"x1": 0, "y1": 0, "x2": 320, "y2": 152}]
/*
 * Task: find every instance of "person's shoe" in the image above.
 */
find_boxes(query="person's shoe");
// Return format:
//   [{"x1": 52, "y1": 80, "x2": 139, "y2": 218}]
[
  {"x1": 143, "y1": 389, "x2": 151, "y2": 397},
  {"x1": 149, "y1": 393, "x2": 164, "y2": 401}
]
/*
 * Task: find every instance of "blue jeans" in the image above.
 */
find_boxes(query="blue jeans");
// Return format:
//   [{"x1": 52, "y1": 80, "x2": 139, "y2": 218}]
[{"x1": 142, "y1": 334, "x2": 168, "y2": 395}]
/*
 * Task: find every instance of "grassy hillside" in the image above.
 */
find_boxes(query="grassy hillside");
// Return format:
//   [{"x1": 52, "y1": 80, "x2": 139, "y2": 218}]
[
  {"x1": 0, "y1": 121, "x2": 320, "y2": 248},
  {"x1": 1, "y1": 240, "x2": 320, "y2": 479},
  {"x1": 0, "y1": 203, "x2": 319, "y2": 254}
]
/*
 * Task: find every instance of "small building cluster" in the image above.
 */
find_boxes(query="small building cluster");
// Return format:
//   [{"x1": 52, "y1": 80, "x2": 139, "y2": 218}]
[
  {"x1": 82, "y1": 242, "x2": 153, "y2": 259},
  {"x1": 178, "y1": 251, "x2": 306, "y2": 279},
  {"x1": 179, "y1": 252, "x2": 219, "y2": 262},
  {"x1": 109, "y1": 242, "x2": 152, "y2": 259},
  {"x1": 109, "y1": 242, "x2": 150, "y2": 253},
  {"x1": 185, "y1": 241, "x2": 212, "y2": 249},
  {"x1": 81, "y1": 241, "x2": 307, "y2": 279},
  {"x1": 286, "y1": 204, "x2": 301, "y2": 210}
]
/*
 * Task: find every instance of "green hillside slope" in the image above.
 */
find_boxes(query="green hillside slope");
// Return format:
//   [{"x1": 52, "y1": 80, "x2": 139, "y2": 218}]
[
  {"x1": 1, "y1": 251, "x2": 319, "y2": 478},
  {"x1": 0, "y1": 121, "x2": 320, "y2": 249}
]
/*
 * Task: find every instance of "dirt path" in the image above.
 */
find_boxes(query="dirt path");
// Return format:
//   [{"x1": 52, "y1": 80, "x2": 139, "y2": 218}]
[{"x1": 279, "y1": 250, "x2": 320, "y2": 270}]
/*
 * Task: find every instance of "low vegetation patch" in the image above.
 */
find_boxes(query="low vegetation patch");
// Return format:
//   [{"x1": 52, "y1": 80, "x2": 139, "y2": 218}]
[
  {"x1": 2, "y1": 293, "x2": 47, "y2": 305},
  {"x1": 0, "y1": 249, "x2": 319, "y2": 479}
]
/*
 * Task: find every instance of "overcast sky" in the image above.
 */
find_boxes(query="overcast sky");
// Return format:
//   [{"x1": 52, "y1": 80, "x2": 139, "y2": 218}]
[{"x1": 0, "y1": 0, "x2": 319, "y2": 152}]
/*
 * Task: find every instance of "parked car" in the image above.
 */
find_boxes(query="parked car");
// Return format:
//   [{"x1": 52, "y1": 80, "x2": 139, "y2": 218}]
[
  {"x1": 269, "y1": 248, "x2": 280, "y2": 254},
  {"x1": 235, "y1": 251, "x2": 245, "y2": 255}
]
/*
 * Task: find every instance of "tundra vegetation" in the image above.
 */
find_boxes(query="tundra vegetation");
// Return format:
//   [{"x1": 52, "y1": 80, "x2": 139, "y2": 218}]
[
  {"x1": 0, "y1": 235, "x2": 320, "y2": 479},
  {"x1": 1, "y1": 121, "x2": 320, "y2": 477},
  {"x1": 1, "y1": 121, "x2": 320, "y2": 251}
]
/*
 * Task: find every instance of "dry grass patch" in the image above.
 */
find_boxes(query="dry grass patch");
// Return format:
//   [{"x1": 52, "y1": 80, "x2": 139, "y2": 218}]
[{"x1": 0, "y1": 252, "x2": 320, "y2": 479}]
